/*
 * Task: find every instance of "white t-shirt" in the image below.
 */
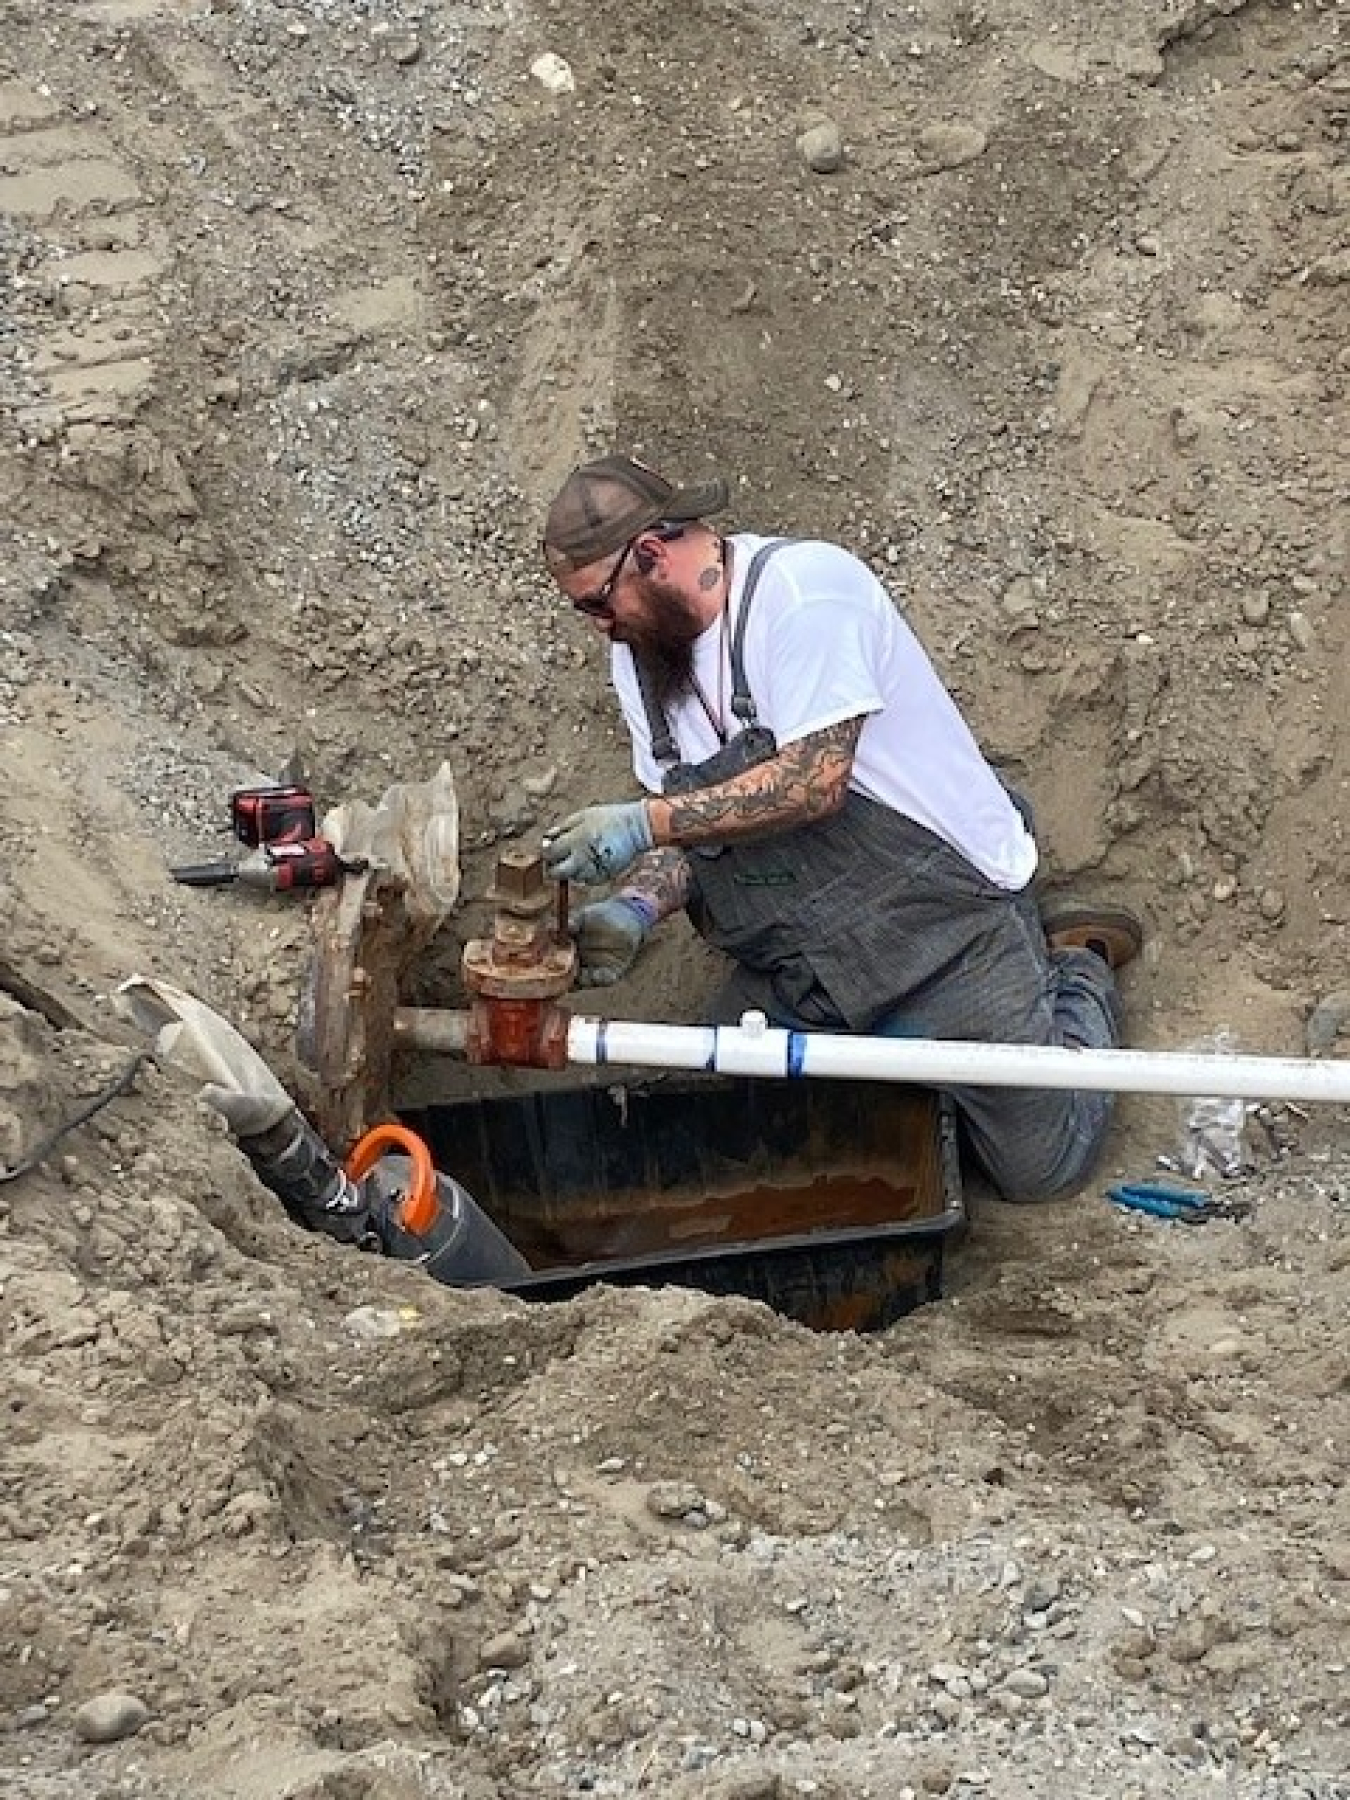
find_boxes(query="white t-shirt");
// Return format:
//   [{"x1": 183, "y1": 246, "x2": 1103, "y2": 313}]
[{"x1": 611, "y1": 533, "x2": 1037, "y2": 891}]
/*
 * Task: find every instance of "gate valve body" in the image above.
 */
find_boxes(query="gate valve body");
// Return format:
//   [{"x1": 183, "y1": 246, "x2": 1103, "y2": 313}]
[{"x1": 461, "y1": 850, "x2": 577, "y2": 1067}]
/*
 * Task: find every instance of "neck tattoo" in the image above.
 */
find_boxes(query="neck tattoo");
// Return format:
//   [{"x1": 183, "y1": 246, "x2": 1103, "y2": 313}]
[{"x1": 697, "y1": 534, "x2": 730, "y2": 595}]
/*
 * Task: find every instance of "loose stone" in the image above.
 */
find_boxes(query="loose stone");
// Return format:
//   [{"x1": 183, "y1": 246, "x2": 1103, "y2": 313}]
[
  {"x1": 73, "y1": 1692, "x2": 150, "y2": 1743},
  {"x1": 797, "y1": 120, "x2": 844, "y2": 174},
  {"x1": 1002, "y1": 1668, "x2": 1050, "y2": 1699},
  {"x1": 480, "y1": 1631, "x2": 530, "y2": 1670},
  {"x1": 1306, "y1": 991, "x2": 1350, "y2": 1055},
  {"x1": 646, "y1": 1480, "x2": 706, "y2": 1520},
  {"x1": 917, "y1": 122, "x2": 988, "y2": 170},
  {"x1": 530, "y1": 53, "x2": 576, "y2": 95}
]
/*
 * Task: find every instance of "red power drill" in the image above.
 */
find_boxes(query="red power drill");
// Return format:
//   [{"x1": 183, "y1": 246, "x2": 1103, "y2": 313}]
[
  {"x1": 170, "y1": 779, "x2": 365, "y2": 892},
  {"x1": 171, "y1": 837, "x2": 356, "y2": 891}
]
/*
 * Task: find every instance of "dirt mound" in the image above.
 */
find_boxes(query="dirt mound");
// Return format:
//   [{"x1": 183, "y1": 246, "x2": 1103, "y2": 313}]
[{"x1": 1, "y1": 0, "x2": 1348, "y2": 1794}]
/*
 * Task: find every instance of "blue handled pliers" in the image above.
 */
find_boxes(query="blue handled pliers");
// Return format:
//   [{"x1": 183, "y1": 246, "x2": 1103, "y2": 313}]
[{"x1": 1105, "y1": 1180, "x2": 1252, "y2": 1224}]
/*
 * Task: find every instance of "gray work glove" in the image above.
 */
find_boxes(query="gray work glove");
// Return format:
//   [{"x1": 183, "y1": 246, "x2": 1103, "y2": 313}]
[
  {"x1": 572, "y1": 896, "x2": 655, "y2": 988},
  {"x1": 541, "y1": 801, "x2": 655, "y2": 886}
]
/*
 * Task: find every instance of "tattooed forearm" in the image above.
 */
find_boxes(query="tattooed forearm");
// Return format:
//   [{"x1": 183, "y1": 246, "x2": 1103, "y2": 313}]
[
  {"x1": 649, "y1": 716, "x2": 864, "y2": 849},
  {"x1": 619, "y1": 847, "x2": 694, "y2": 922}
]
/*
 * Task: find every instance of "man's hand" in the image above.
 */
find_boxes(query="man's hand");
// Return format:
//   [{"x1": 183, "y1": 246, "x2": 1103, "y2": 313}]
[
  {"x1": 572, "y1": 896, "x2": 655, "y2": 987},
  {"x1": 541, "y1": 801, "x2": 654, "y2": 885}
]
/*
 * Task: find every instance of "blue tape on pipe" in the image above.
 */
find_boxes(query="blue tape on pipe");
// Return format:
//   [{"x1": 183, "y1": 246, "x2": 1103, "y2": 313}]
[
  {"x1": 788, "y1": 1031, "x2": 807, "y2": 1077},
  {"x1": 705, "y1": 1029, "x2": 718, "y2": 1073},
  {"x1": 595, "y1": 1021, "x2": 608, "y2": 1065}
]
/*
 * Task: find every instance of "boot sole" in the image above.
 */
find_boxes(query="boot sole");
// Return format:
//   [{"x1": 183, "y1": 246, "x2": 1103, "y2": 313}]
[{"x1": 1041, "y1": 902, "x2": 1144, "y2": 971}]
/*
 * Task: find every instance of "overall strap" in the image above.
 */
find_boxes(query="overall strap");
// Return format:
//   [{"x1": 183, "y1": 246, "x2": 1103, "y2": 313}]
[
  {"x1": 728, "y1": 537, "x2": 794, "y2": 726},
  {"x1": 635, "y1": 659, "x2": 680, "y2": 764}
]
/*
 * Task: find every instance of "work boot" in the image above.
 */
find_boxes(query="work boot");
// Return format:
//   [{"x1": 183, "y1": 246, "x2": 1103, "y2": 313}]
[{"x1": 1040, "y1": 899, "x2": 1144, "y2": 971}]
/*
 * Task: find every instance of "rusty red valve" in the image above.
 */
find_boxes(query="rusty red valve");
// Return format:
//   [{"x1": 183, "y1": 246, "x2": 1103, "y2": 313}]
[
  {"x1": 460, "y1": 849, "x2": 578, "y2": 1068},
  {"x1": 464, "y1": 996, "x2": 572, "y2": 1069}
]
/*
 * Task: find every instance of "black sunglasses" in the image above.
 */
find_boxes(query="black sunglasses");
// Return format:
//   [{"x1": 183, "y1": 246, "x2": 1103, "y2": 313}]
[
  {"x1": 569, "y1": 524, "x2": 687, "y2": 619},
  {"x1": 571, "y1": 537, "x2": 637, "y2": 619}
]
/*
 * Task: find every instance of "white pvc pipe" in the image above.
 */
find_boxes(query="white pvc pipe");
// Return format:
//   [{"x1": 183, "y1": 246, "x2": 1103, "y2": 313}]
[{"x1": 566, "y1": 1011, "x2": 1350, "y2": 1105}]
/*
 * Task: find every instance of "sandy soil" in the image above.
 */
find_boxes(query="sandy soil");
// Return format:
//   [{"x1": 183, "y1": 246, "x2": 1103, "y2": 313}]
[{"x1": 1, "y1": 0, "x2": 1348, "y2": 1795}]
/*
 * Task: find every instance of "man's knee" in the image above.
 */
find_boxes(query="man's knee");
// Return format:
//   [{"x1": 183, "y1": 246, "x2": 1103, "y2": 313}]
[{"x1": 957, "y1": 1091, "x2": 1113, "y2": 1202}]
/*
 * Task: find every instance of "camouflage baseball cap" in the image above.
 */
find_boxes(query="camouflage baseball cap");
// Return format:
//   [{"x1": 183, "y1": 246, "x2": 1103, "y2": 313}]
[{"x1": 542, "y1": 454, "x2": 729, "y2": 572}]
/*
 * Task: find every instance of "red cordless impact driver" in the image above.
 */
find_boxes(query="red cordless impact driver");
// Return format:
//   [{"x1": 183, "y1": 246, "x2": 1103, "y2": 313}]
[
  {"x1": 171, "y1": 836, "x2": 358, "y2": 892},
  {"x1": 170, "y1": 778, "x2": 365, "y2": 892}
]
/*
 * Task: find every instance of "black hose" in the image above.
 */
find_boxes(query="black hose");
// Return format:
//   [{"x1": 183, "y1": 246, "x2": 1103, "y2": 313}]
[{"x1": 0, "y1": 1050, "x2": 154, "y2": 1184}]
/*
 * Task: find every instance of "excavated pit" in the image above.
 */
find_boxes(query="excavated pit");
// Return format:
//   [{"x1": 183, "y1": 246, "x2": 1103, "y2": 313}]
[{"x1": 403, "y1": 1075, "x2": 965, "y2": 1332}]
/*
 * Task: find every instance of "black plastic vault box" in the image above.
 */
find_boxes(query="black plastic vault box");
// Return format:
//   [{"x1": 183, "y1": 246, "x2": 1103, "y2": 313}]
[{"x1": 403, "y1": 1074, "x2": 965, "y2": 1333}]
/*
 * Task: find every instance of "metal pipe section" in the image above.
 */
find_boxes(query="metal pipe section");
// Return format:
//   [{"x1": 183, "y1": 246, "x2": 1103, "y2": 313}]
[
  {"x1": 394, "y1": 1007, "x2": 470, "y2": 1055},
  {"x1": 566, "y1": 1012, "x2": 1350, "y2": 1105}
]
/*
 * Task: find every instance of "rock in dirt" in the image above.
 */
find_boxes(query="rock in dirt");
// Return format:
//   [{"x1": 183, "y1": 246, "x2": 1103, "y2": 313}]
[
  {"x1": 344, "y1": 1304, "x2": 415, "y2": 1339},
  {"x1": 73, "y1": 1691, "x2": 150, "y2": 1743},
  {"x1": 531, "y1": 53, "x2": 576, "y2": 96},
  {"x1": 797, "y1": 119, "x2": 844, "y2": 173},
  {"x1": 1000, "y1": 1666, "x2": 1050, "y2": 1698},
  {"x1": 917, "y1": 121, "x2": 988, "y2": 170},
  {"x1": 479, "y1": 1629, "x2": 530, "y2": 1670},
  {"x1": 1306, "y1": 991, "x2": 1350, "y2": 1056}
]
